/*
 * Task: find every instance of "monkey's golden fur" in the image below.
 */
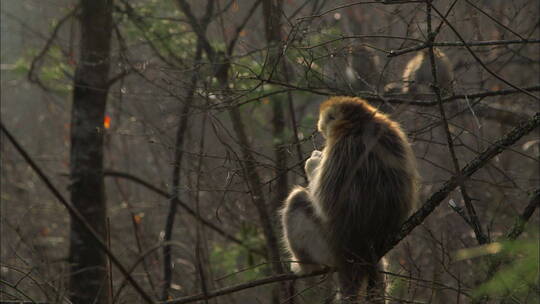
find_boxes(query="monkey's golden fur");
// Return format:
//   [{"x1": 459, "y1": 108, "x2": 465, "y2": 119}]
[
  {"x1": 281, "y1": 97, "x2": 418, "y2": 302},
  {"x1": 402, "y1": 49, "x2": 454, "y2": 96}
]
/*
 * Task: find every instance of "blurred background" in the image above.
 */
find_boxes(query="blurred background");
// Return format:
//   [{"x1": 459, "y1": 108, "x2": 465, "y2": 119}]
[{"x1": 1, "y1": 0, "x2": 539, "y2": 303}]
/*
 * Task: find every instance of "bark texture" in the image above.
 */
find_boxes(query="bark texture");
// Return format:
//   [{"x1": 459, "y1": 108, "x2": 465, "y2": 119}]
[{"x1": 69, "y1": 1, "x2": 113, "y2": 303}]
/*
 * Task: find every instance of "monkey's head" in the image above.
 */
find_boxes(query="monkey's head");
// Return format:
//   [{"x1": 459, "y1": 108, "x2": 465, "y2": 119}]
[{"x1": 318, "y1": 96, "x2": 381, "y2": 140}]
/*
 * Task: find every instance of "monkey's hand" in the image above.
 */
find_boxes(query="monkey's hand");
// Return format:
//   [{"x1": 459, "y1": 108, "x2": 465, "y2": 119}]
[{"x1": 305, "y1": 150, "x2": 322, "y2": 181}]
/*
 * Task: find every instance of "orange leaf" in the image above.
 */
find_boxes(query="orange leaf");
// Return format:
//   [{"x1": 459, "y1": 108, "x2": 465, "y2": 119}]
[{"x1": 104, "y1": 115, "x2": 111, "y2": 129}]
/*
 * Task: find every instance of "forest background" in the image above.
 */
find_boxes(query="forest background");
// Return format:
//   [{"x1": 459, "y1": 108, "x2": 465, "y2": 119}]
[{"x1": 1, "y1": 0, "x2": 539, "y2": 303}]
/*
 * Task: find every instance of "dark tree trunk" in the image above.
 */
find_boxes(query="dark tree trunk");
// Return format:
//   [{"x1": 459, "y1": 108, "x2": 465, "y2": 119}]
[
  {"x1": 263, "y1": 0, "x2": 288, "y2": 214},
  {"x1": 262, "y1": 1, "x2": 293, "y2": 303},
  {"x1": 69, "y1": 1, "x2": 113, "y2": 304}
]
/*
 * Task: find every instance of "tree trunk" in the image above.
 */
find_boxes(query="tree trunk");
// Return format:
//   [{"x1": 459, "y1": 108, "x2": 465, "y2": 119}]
[
  {"x1": 262, "y1": 2, "x2": 293, "y2": 302},
  {"x1": 69, "y1": 1, "x2": 113, "y2": 304},
  {"x1": 263, "y1": 0, "x2": 288, "y2": 216}
]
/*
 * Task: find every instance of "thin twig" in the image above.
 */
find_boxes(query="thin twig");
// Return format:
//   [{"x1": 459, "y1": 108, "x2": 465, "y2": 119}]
[
  {"x1": 103, "y1": 170, "x2": 265, "y2": 256},
  {"x1": 478, "y1": 189, "x2": 540, "y2": 302},
  {"x1": 388, "y1": 39, "x2": 540, "y2": 57},
  {"x1": 113, "y1": 241, "x2": 189, "y2": 303},
  {"x1": 430, "y1": 4, "x2": 539, "y2": 101},
  {"x1": 296, "y1": 1, "x2": 423, "y2": 21},
  {"x1": 176, "y1": 0, "x2": 287, "y2": 290},
  {"x1": 27, "y1": 5, "x2": 79, "y2": 92},
  {"x1": 426, "y1": 0, "x2": 487, "y2": 245},
  {"x1": 161, "y1": 36, "x2": 205, "y2": 302},
  {"x1": 157, "y1": 111, "x2": 539, "y2": 304},
  {"x1": 252, "y1": 76, "x2": 540, "y2": 106},
  {"x1": 391, "y1": 112, "x2": 540, "y2": 250},
  {"x1": 0, "y1": 122, "x2": 154, "y2": 304},
  {"x1": 464, "y1": 0, "x2": 526, "y2": 40},
  {"x1": 162, "y1": 268, "x2": 330, "y2": 304},
  {"x1": 227, "y1": 0, "x2": 263, "y2": 56},
  {"x1": 506, "y1": 189, "x2": 540, "y2": 240}
]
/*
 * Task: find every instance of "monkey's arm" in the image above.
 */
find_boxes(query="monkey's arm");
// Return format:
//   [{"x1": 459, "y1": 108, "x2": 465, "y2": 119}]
[{"x1": 305, "y1": 150, "x2": 322, "y2": 181}]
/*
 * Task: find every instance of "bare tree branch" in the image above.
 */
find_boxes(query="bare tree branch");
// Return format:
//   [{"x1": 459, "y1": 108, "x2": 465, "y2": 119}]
[
  {"x1": 175, "y1": 0, "x2": 286, "y2": 286},
  {"x1": 27, "y1": 5, "x2": 79, "y2": 92},
  {"x1": 426, "y1": 1, "x2": 488, "y2": 245},
  {"x1": 507, "y1": 188, "x2": 540, "y2": 240},
  {"x1": 157, "y1": 111, "x2": 539, "y2": 304},
  {"x1": 103, "y1": 170, "x2": 265, "y2": 256},
  {"x1": 162, "y1": 268, "x2": 329, "y2": 304},
  {"x1": 388, "y1": 39, "x2": 540, "y2": 57},
  {"x1": 430, "y1": 4, "x2": 539, "y2": 101},
  {"x1": 390, "y1": 112, "x2": 539, "y2": 251},
  {"x1": 0, "y1": 122, "x2": 154, "y2": 304}
]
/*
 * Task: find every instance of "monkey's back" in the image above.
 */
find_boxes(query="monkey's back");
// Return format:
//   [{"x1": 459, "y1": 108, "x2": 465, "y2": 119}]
[{"x1": 315, "y1": 116, "x2": 417, "y2": 265}]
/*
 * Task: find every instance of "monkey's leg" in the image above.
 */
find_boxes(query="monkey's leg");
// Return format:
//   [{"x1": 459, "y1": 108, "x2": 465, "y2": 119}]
[
  {"x1": 337, "y1": 266, "x2": 365, "y2": 303},
  {"x1": 337, "y1": 259, "x2": 387, "y2": 304},
  {"x1": 281, "y1": 186, "x2": 333, "y2": 274},
  {"x1": 366, "y1": 259, "x2": 388, "y2": 304}
]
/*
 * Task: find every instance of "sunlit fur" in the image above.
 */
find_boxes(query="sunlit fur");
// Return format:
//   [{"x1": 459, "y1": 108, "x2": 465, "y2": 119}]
[
  {"x1": 281, "y1": 97, "x2": 419, "y2": 302},
  {"x1": 402, "y1": 49, "x2": 454, "y2": 96}
]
